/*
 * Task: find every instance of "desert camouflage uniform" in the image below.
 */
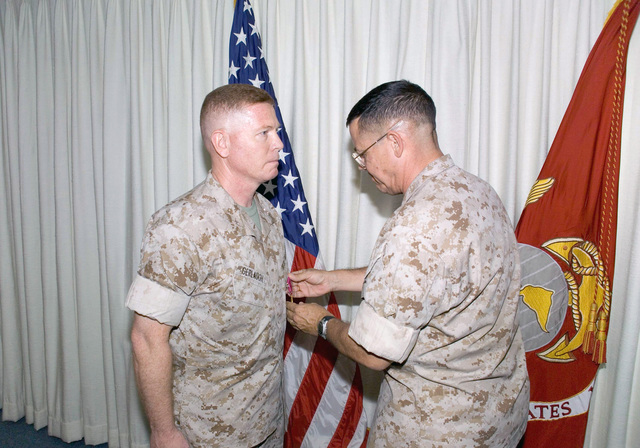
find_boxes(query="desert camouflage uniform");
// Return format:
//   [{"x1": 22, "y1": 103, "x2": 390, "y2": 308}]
[
  {"x1": 349, "y1": 155, "x2": 529, "y2": 447},
  {"x1": 126, "y1": 173, "x2": 287, "y2": 447}
]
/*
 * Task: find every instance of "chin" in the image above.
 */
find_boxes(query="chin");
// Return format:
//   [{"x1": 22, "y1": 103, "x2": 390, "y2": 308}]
[
  {"x1": 373, "y1": 180, "x2": 399, "y2": 195},
  {"x1": 264, "y1": 168, "x2": 279, "y2": 182},
  {"x1": 369, "y1": 176, "x2": 385, "y2": 190}
]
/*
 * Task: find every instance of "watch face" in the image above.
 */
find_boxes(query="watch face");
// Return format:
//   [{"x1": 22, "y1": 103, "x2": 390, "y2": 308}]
[
  {"x1": 318, "y1": 316, "x2": 333, "y2": 339},
  {"x1": 318, "y1": 318, "x2": 325, "y2": 338}
]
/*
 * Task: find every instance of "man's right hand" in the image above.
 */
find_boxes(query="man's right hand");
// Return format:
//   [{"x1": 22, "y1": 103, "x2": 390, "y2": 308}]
[
  {"x1": 288, "y1": 267, "x2": 367, "y2": 297},
  {"x1": 288, "y1": 269, "x2": 333, "y2": 298},
  {"x1": 150, "y1": 427, "x2": 190, "y2": 448}
]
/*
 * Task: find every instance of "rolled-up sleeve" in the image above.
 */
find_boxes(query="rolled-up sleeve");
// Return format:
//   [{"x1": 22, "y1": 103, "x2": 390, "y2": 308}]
[
  {"x1": 125, "y1": 275, "x2": 191, "y2": 326},
  {"x1": 349, "y1": 300, "x2": 419, "y2": 363}
]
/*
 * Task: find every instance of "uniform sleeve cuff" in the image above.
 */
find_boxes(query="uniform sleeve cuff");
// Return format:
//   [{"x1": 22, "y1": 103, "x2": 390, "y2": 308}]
[
  {"x1": 348, "y1": 301, "x2": 419, "y2": 363},
  {"x1": 125, "y1": 275, "x2": 191, "y2": 326}
]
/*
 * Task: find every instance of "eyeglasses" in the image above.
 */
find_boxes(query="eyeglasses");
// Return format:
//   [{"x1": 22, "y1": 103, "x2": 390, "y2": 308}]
[{"x1": 351, "y1": 121, "x2": 401, "y2": 169}]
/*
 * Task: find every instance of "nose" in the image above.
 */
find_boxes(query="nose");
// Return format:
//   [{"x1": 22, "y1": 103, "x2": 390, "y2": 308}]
[{"x1": 274, "y1": 132, "x2": 284, "y2": 152}]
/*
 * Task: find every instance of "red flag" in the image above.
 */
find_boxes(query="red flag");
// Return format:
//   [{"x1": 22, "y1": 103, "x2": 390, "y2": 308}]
[
  {"x1": 515, "y1": 0, "x2": 640, "y2": 446},
  {"x1": 228, "y1": 1, "x2": 368, "y2": 446}
]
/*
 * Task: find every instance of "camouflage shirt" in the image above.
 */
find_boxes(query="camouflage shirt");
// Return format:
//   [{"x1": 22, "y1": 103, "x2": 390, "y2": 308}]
[
  {"x1": 126, "y1": 173, "x2": 287, "y2": 447},
  {"x1": 349, "y1": 155, "x2": 529, "y2": 447}
]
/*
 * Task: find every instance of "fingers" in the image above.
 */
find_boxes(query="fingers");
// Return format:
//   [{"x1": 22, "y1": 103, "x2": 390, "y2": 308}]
[
  {"x1": 285, "y1": 301, "x2": 299, "y2": 329},
  {"x1": 289, "y1": 284, "x2": 303, "y2": 298},
  {"x1": 286, "y1": 302, "x2": 333, "y2": 335},
  {"x1": 288, "y1": 269, "x2": 331, "y2": 298},
  {"x1": 285, "y1": 301, "x2": 296, "y2": 316},
  {"x1": 286, "y1": 301, "x2": 304, "y2": 332},
  {"x1": 288, "y1": 269, "x2": 314, "y2": 281},
  {"x1": 288, "y1": 270, "x2": 311, "y2": 298}
]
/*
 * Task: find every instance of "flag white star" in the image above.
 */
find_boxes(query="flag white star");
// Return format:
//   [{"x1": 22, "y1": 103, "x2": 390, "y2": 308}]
[
  {"x1": 243, "y1": 52, "x2": 256, "y2": 68},
  {"x1": 274, "y1": 201, "x2": 286, "y2": 217},
  {"x1": 228, "y1": 61, "x2": 240, "y2": 79},
  {"x1": 291, "y1": 195, "x2": 307, "y2": 213},
  {"x1": 282, "y1": 170, "x2": 298, "y2": 188},
  {"x1": 262, "y1": 179, "x2": 277, "y2": 196},
  {"x1": 299, "y1": 218, "x2": 315, "y2": 236},
  {"x1": 249, "y1": 22, "x2": 260, "y2": 37},
  {"x1": 279, "y1": 149, "x2": 290, "y2": 164},
  {"x1": 259, "y1": 45, "x2": 265, "y2": 60},
  {"x1": 249, "y1": 75, "x2": 264, "y2": 88},
  {"x1": 243, "y1": 0, "x2": 253, "y2": 15},
  {"x1": 234, "y1": 28, "x2": 247, "y2": 46}
]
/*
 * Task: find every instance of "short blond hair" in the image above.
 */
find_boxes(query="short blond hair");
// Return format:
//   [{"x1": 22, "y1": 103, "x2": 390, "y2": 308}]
[{"x1": 200, "y1": 84, "x2": 275, "y2": 142}]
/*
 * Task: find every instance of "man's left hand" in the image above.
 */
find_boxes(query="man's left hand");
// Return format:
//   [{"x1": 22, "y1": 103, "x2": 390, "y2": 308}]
[{"x1": 286, "y1": 302, "x2": 332, "y2": 335}]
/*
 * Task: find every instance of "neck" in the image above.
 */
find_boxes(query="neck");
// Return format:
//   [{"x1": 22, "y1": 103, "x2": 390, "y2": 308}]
[
  {"x1": 211, "y1": 167, "x2": 256, "y2": 207},
  {"x1": 400, "y1": 149, "x2": 443, "y2": 194},
  {"x1": 396, "y1": 124, "x2": 441, "y2": 193}
]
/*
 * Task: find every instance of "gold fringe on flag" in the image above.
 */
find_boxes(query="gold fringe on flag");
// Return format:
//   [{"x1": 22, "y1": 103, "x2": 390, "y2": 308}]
[
  {"x1": 582, "y1": 302, "x2": 597, "y2": 354},
  {"x1": 593, "y1": 310, "x2": 609, "y2": 364}
]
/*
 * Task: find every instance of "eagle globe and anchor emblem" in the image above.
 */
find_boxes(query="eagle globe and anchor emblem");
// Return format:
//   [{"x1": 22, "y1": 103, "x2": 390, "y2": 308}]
[{"x1": 517, "y1": 178, "x2": 611, "y2": 363}]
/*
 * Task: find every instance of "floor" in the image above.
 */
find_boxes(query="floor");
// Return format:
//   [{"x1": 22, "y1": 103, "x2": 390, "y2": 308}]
[{"x1": 0, "y1": 410, "x2": 108, "y2": 448}]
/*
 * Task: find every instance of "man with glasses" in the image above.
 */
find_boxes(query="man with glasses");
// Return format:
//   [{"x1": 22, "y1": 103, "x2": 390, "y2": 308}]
[{"x1": 286, "y1": 80, "x2": 529, "y2": 447}]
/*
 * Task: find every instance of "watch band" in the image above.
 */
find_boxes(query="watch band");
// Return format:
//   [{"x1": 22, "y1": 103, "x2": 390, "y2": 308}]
[{"x1": 317, "y1": 315, "x2": 336, "y2": 340}]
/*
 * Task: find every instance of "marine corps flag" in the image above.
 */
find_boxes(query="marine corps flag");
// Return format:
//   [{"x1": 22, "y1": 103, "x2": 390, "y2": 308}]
[{"x1": 515, "y1": 0, "x2": 640, "y2": 446}]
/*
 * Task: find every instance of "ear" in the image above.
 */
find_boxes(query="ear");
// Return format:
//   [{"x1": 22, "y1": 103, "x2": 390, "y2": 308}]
[
  {"x1": 211, "y1": 130, "x2": 230, "y2": 158},
  {"x1": 388, "y1": 131, "x2": 404, "y2": 159}
]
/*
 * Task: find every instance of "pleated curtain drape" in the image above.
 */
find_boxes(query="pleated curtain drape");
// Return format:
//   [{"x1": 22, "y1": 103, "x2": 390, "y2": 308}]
[{"x1": 0, "y1": 1, "x2": 637, "y2": 447}]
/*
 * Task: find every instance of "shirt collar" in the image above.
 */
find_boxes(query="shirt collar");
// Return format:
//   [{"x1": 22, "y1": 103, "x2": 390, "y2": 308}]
[
  {"x1": 204, "y1": 172, "x2": 278, "y2": 240},
  {"x1": 402, "y1": 154, "x2": 454, "y2": 204}
]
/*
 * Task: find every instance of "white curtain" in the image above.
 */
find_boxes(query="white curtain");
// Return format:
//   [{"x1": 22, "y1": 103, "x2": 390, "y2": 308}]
[{"x1": 0, "y1": 1, "x2": 637, "y2": 447}]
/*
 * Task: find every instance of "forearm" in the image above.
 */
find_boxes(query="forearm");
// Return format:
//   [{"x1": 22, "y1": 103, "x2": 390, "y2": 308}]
[
  {"x1": 325, "y1": 318, "x2": 391, "y2": 371},
  {"x1": 330, "y1": 268, "x2": 367, "y2": 292},
  {"x1": 131, "y1": 319, "x2": 178, "y2": 436}
]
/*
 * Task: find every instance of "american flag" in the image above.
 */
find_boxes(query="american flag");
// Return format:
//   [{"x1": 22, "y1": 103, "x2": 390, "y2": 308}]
[{"x1": 228, "y1": 1, "x2": 368, "y2": 447}]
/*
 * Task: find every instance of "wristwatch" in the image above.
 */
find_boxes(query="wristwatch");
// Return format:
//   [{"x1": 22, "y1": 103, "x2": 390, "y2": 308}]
[{"x1": 317, "y1": 315, "x2": 336, "y2": 340}]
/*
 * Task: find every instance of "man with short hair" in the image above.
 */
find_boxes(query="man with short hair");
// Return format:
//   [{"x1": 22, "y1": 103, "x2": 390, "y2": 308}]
[
  {"x1": 287, "y1": 80, "x2": 529, "y2": 447},
  {"x1": 127, "y1": 84, "x2": 287, "y2": 447}
]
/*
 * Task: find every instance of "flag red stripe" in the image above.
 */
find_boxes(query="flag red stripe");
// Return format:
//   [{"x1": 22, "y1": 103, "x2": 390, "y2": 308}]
[
  {"x1": 328, "y1": 363, "x2": 365, "y2": 447},
  {"x1": 291, "y1": 245, "x2": 317, "y2": 273},
  {"x1": 285, "y1": 337, "x2": 340, "y2": 447},
  {"x1": 326, "y1": 290, "x2": 342, "y2": 319},
  {"x1": 360, "y1": 430, "x2": 369, "y2": 448}
]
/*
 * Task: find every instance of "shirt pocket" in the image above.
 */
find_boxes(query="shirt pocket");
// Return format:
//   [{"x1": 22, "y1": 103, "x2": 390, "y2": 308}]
[{"x1": 232, "y1": 264, "x2": 270, "y2": 309}]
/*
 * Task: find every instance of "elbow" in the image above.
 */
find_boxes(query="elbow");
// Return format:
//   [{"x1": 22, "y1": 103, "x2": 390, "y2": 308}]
[
  {"x1": 359, "y1": 355, "x2": 391, "y2": 372},
  {"x1": 130, "y1": 313, "x2": 167, "y2": 356}
]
